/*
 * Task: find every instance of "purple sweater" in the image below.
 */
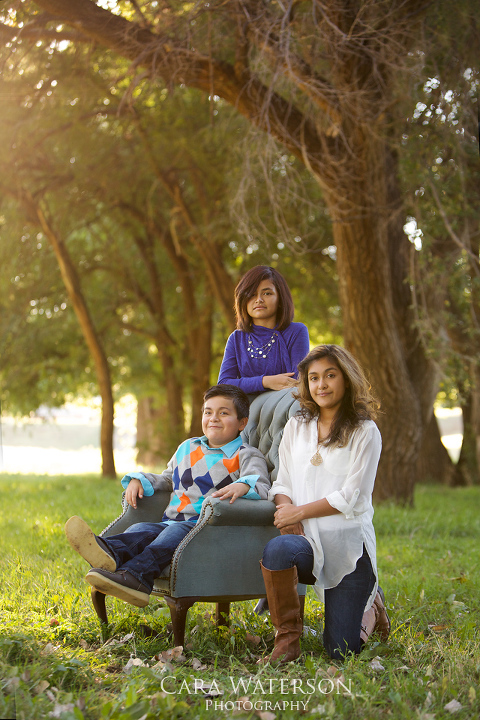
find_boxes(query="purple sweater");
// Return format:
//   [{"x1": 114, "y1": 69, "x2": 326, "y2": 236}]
[{"x1": 218, "y1": 322, "x2": 310, "y2": 394}]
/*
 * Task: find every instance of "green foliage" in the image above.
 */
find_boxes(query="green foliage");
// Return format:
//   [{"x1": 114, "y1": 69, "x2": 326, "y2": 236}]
[
  {"x1": 399, "y1": 0, "x2": 480, "y2": 396},
  {"x1": 1, "y1": 475, "x2": 479, "y2": 719},
  {"x1": 0, "y1": 34, "x2": 341, "y2": 433}
]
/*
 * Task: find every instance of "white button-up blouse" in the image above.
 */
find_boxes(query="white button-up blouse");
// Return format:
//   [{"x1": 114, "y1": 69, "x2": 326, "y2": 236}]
[{"x1": 269, "y1": 415, "x2": 382, "y2": 607}]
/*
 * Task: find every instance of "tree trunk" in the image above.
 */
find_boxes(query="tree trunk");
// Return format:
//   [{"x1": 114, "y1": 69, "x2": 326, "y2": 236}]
[
  {"x1": 136, "y1": 396, "x2": 167, "y2": 468},
  {"x1": 34, "y1": 201, "x2": 116, "y2": 478},
  {"x1": 455, "y1": 381, "x2": 480, "y2": 486},
  {"x1": 417, "y1": 413, "x2": 458, "y2": 485},
  {"x1": 325, "y1": 142, "x2": 436, "y2": 503},
  {"x1": 189, "y1": 307, "x2": 213, "y2": 437},
  {"x1": 157, "y1": 344, "x2": 185, "y2": 457}
]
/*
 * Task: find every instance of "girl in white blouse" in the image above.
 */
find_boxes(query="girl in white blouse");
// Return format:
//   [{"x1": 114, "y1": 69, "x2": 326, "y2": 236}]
[{"x1": 259, "y1": 344, "x2": 390, "y2": 663}]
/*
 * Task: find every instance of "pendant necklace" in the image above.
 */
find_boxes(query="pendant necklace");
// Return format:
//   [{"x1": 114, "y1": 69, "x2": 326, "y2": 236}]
[
  {"x1": 310, "y1": 446, "x2": 323, "y2": 466},
  {"x1": 310, "y1": 417, "x2": 324, "y2": 466}
]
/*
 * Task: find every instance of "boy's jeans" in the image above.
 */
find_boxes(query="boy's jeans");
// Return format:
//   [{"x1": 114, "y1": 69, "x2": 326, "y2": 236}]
[
  {"x1": 262, "y1": 535, "x2": 375, "y2": 659},
  {"x1": 103, "y1": 521, "x2": 194, "y2": 592}
]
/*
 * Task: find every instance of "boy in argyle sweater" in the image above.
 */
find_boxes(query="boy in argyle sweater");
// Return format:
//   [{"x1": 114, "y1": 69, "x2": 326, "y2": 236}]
[{"x1": 65, "y1": 385, "x2": 269, "y2": 607}]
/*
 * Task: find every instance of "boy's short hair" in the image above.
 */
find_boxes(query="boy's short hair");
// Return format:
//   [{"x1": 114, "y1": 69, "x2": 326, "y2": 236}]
[{"x1": 203, "y1": 384, "x2": 250, "y2": 420}]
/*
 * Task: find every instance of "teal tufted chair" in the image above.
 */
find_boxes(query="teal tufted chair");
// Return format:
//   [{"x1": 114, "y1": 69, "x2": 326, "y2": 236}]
[{"x1": 92, "y1": 388, "x2": 305, "y2": 645}]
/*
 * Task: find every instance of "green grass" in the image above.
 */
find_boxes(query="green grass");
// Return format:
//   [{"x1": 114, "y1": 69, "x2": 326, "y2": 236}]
[{"x1": 1, "y1": 474, "x2": 479, "y2": 719}]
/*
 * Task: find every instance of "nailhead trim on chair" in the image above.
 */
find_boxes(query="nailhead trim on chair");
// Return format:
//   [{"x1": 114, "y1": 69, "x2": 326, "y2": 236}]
[
  {"x1": 99, "y1": 493, "x2": 129, "y2": 537},
  {"x1": 168, "y1": 501, "x2": 215, "y2": 592}
]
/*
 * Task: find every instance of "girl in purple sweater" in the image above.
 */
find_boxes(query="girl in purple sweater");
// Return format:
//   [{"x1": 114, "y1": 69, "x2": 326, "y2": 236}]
[{"x1": 218, "y1": 266, "x2": 309, "y2": 394}]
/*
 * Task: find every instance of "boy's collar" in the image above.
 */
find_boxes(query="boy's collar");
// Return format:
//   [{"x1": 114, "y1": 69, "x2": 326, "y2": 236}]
[{"x1": 197, "y1": 434, "x2": 243, "y2": 458}]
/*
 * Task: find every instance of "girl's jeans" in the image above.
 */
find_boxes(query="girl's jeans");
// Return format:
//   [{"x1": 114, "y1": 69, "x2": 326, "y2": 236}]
[
  {"x1": 262, "y1": 534, "x2": 375, "y2": 659},
  {"x1": 104, "y1": 521, "x2": 194, "y2": 592}
]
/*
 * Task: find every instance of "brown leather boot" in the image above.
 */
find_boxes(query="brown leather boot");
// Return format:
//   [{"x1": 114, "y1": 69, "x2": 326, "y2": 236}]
[
  {"x1": 360, "y1": 587, "x2": 390, "y2": 643},
  {"x1": 259, "y1": 562, "x2": 303, "y2": 664}
]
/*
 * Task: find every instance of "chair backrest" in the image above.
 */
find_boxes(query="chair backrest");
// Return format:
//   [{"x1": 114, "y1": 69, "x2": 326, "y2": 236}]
[{"x1": 241, "y1": 389, "x2": 300, "y2": 482}]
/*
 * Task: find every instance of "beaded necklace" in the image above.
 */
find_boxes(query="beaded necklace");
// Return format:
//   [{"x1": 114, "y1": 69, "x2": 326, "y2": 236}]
[{"x1": 247, "y1": 330, "x2": 279, "y2": 359}]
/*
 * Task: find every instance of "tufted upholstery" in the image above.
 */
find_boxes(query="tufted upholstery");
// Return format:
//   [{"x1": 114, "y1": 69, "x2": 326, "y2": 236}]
[
  {"x1": 91, "y1": 388, "x2": 302, "y2": 645},
  {"x1": 242, "y1": 388, "x2": 300, "y2": 482}
]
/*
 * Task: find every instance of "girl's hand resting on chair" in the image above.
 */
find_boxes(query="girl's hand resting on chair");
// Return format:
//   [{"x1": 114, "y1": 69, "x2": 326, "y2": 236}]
[{"x1": 211, "y1": 482, "x2": 250, "y2": 504}]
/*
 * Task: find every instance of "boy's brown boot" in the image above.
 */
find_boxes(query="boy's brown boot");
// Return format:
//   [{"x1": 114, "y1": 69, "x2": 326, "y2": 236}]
[
  {"x1": 258, "y1": 562, "x2": 303, "y2": 664},
  {"x1": 360, "y1": 587, "x2": 390, "y2": 643}
]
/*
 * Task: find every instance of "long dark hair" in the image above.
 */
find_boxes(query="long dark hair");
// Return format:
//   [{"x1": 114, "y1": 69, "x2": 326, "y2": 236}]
[
  {"x1": 295, "y1": 345, "x2": 379, "y2": 447},
  {"x1": 234, "y1": 266, "x2": 294, "y2": 332}
]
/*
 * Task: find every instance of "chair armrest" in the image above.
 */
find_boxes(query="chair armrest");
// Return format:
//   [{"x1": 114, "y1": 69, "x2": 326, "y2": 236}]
[
  {"x1": 199, "y1": 497, "x2": 276, "y2": 527},
  {"x1": 100, "y1": 487, "x2": 172, "y2": 537}
]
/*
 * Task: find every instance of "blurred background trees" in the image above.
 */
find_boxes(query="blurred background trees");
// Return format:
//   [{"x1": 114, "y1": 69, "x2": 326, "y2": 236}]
[{"x1": 0, "y1": 1, "x2": 478, "y2": 499}]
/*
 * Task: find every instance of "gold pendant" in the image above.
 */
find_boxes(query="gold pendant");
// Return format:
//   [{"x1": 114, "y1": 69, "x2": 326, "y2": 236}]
[{"x1": 310, "y1": 450, "x2": 323, "y2": 466}]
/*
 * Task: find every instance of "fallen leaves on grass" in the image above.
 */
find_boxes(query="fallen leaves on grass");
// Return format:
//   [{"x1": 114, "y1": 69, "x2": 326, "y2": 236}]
[
  {"x1": 427, "y1": 623, "x2": 448, "y2": 633},
  {"x1": 369, "y1": 657, "x2": 385, "y2": 672},
  {"x1": 103, "y1": 632, "x2": 135, "y2": 648},
  {"x1": 41, "y1": 643, "x2": 61, "y2": 655},
  {"x1": 123, "y1": 657, "x2": 147, "y2": 673},
  {"x1": 3, "y1": 677, "x2": 20, "y2": 694},
  {"x1": 156, "y1": 646, "x2": 186, "y2": 662},
  {"x1": 191, "y1": 657, "x2": 207, "y2": 670},
  {"x1": 49, "y1": 702, "x2": 75, "y2": 718},
  {"x1": 444, "y1": 699, "x2": 463, "y2": 713},
  {"x1": 33, "y1": 680, "x2": 50, "y2": 695}
]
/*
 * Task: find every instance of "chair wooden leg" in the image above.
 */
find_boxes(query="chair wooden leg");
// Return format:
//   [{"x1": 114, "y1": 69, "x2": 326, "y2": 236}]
[
  {"x1": 164, "y1": 596, "x2": 198, "y2": 647},
  {"x1": 91, "y1": 588, "x2": 108, "y2": 624},
  {"x1": 216, "y1": 602, "x2": 230, "y2": 628}
]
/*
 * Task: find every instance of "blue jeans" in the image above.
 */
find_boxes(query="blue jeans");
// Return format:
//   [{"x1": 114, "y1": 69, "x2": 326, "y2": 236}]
[
  {"x1": 103, "y1": 521, "x2": 194, "y2": 592},
  {"x1": 262, "y1": 535, "x2": 376, "y2": 659}
]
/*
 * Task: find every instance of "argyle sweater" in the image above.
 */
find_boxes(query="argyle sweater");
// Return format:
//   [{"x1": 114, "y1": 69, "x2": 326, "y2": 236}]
[{"x1": 121, "y1": 435, "x2": 270, "y2": 524}]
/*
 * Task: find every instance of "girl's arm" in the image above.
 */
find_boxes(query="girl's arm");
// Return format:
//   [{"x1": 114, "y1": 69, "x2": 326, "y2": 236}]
[
  {"x1": 218, "y1": 333, "x2": 266, "y2": 393},
  {"x1": 274, "y1": 497, "x2": 339, "y2": 529},
  {"x1": 261, "y1": 324, "x2": 310, "y2": 389},
  {"x1": 286, "y1": 323, "x2": 310, "y2": 376},
  {"x1": 272, "y1": 493, "x2": 305, "y2": 535},
  {"x1": 325, "y1": 423, "x2": 382, "y2": 518}
]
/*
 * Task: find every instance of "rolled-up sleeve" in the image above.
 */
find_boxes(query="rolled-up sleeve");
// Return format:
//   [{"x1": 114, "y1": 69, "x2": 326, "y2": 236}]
[
  {"x1": 325, "y1": 423, "x2": 382, "y2": 519},
  {"x1": 237, "y1": 446, "x2": 271, "y2": 499}
]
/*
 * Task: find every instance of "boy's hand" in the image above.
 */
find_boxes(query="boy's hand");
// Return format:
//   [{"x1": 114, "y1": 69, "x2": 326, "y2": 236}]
[
  {"x1": 125, "y1": 478, "x2": 144, "y2": 509},
  {"x1": 211, "y1": 482, "x2": 250, "y2": 504}
]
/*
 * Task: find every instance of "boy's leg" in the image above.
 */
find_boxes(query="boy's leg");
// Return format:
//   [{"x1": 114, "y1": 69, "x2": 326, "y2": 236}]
[
  {"x1": 86, "y1": 521, "x2": 193, "y2": 606},
  {"x1": 65, "y1": 517, "x2": 167, "y2": 571},
  {"x1": 65, "y1": 516, "x2": 117, "y2": 571},
  {"x1": 323, "y1": 547, "x2": 376, "y2": 660},
  {"x1": 119, "y1": 520, "x2": 194, "y2": 588},
  {"x1": 106, "y1": 522, "x2": 174, "y2": 566}
]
